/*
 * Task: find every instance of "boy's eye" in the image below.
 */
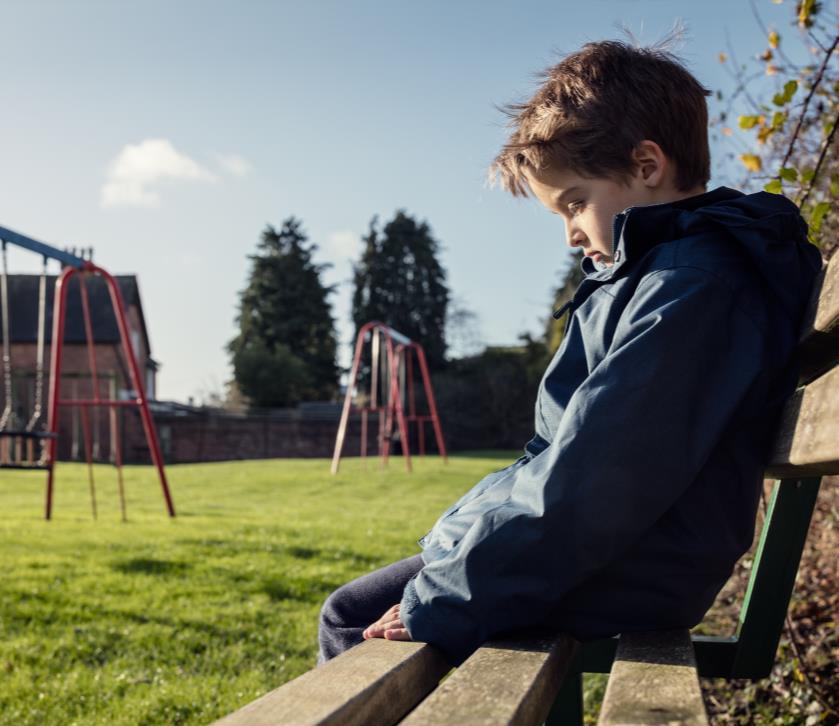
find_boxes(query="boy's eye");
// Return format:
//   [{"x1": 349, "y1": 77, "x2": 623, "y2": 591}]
[{"x1": 567, "y1": 200, "x2": 585, "y2": 215}]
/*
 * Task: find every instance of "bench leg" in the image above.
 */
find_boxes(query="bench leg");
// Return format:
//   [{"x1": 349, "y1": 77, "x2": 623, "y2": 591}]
[{"x1": 546, "y1": 669, "x2": 583, "y2": 725}]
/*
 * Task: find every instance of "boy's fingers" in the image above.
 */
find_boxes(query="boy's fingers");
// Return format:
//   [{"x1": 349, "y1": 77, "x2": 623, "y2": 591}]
[
  {"x1": 384, "y1": 628, "x2": 411, "y2": 641},
  {"x1": 367, "y1": 604, "x2": 400, "y2": 630},
  {"x1": 364, "y1": 617, "x2": 404, "y2": 639},
  {"x1": 368, "y1": 618, "x2": 404, "y2": 632},
  {"x1": 366, "y1": 607, "x2": 397, "y2": 631}
]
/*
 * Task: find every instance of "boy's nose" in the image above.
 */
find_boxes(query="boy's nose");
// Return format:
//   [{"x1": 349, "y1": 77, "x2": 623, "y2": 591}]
[{"x1": 565, "y1": 223, "x2": 585, "y2": 249}]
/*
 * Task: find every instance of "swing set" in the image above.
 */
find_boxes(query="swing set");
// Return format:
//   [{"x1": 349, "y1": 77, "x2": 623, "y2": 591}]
[
  {"x1": 331, "y1": 321, "x2": 447, "y2": 474},
  {"x1": 0, "y1": 225, "x2": 175, "y2": 520}
]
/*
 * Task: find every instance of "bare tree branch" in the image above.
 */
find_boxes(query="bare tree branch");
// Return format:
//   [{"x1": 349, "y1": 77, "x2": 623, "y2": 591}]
[
  {"x1": 798, "y1": 107, "x2": 839, "y2": 208},
  {"x1": 749, "y1": 0, "x2": 797, "y2": 69},
  {"x1": 778, "y1": 33, "x2": 839, "y2": 174},
  {"x1": 724, "y1": 30, "x2": 763, "y2": 112}
]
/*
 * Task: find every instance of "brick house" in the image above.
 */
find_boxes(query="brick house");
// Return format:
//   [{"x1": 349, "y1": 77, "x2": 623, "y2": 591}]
[
  {"x1": 0, "y1": 273, "x2": 158, "y2": 462},
  {"x1": 2, "y1": 273, "x2": 392, "y2": 465}
]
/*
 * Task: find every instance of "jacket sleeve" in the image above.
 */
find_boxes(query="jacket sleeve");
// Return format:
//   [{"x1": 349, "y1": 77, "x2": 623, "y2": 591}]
[{"x1": 399, "y1": 266, "x2": 768, "y2": 663}]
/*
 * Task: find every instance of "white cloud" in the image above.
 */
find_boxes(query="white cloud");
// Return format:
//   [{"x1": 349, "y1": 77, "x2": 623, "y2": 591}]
[
  {"x1": 101, "y1": 138, "x2": 216, "y2": 209},
  {"x1": 325, "y1": 230, "x2": 361, "y2": 260},
  {"x1": 212, "y1": 152, "x2": 253, "y2": 178}
]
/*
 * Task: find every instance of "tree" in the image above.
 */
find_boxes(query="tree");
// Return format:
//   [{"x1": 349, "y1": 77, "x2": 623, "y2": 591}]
[
  {"x1": 351, "y1": 211, "x2": 450, "y2": 370},
  {"x1": 446, "y1": 297, "x2": 484, "y2": 359},
  {"x1": 703, "y1": 4, "x2": 838, "y2": 720},
  {"x1": 228, "y1": 217, "x2": 339, "y2": 407},
  {"x1": 545, "y1": 249, "x2": 585, "y2": 356},
  {"x1": 712, "y1": 0, "x2": 837, "y2": 256}
]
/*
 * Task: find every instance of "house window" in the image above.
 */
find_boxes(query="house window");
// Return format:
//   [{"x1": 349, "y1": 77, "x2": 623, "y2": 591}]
[
  {"x1": 146, "y1": 369, "x2": 155, "y2": 400},
  {"x1": 131, "y1": 330, "x2": 141, "y2": 359},
  {"x1": 159, "y1": 424, "x2": 171, "y2": 459}
]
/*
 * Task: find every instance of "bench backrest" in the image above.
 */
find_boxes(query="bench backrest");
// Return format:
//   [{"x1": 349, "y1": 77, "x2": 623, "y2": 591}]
[
  {"x1": 667, "y1": 251, "x2": 839, "y2": 682},
  {"x1": 727, "y1": 252, "x2": 839, "y2": 678}
]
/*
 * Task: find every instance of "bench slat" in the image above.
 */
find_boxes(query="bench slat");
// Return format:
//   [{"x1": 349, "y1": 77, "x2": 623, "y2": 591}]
[
  {"x1": 400, "y1": 633, "x2": 578, "y2": 725},
  {"x1": 766, "y1": 363, "x2": 839, "y2": 477},
  {"x1": 597, "y1": 630, "x2": 708, "y2": 726},
  {"x1": 213, "y1": 639, "x2": 450, "y2": 726},
  {"x1": 801, "y1": 253, "x2": 838, "y2": 339},
  {"x1": 797, "y1": 254, "x2": 839, "y2": 382}
]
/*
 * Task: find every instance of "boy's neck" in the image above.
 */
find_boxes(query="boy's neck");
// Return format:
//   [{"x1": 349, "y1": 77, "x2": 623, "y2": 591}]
[{"x1": 645, "y1": 184, "x2": 707, "y2": 208}]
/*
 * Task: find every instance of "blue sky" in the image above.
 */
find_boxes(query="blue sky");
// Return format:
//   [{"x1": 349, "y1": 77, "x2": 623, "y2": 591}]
[{"x1": 0, "y1": 0, "x2": 802, "y2": 401}]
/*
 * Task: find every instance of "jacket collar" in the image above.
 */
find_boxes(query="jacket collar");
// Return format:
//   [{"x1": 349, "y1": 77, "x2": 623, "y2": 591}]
[{"x1": 579, "y1": 186, "x2": 745, "y2": 279}]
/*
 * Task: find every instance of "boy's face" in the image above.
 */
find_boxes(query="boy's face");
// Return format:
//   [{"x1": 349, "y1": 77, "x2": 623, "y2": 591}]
[{"x1": 524, "y1": 163, "x2": 653, "y2": 267}]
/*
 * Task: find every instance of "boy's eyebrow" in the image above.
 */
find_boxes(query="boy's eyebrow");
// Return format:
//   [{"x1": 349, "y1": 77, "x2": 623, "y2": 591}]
[{"x1": 556, "y1": 186, "x2": 582, "y2": 204}]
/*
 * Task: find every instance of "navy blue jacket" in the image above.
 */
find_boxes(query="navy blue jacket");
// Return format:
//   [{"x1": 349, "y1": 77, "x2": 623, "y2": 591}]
[{"x1": 400, "y1": 187, "x2": 823, "y2": 665}]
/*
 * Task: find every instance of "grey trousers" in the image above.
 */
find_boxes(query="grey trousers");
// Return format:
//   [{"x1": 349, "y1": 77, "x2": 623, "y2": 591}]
[{"x1": 317, "y1": 554, "x2": 425, "y2": 664}]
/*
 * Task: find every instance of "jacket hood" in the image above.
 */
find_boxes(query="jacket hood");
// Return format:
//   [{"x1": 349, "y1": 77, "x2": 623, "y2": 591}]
[{"x1": 580, "y1": 186, "x2": 823, "y2": 328}]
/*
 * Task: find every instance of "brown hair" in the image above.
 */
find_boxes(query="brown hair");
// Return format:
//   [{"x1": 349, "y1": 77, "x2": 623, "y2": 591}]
[{"x1": 489, "y1": 40, "x2": 711, "y2": 196}]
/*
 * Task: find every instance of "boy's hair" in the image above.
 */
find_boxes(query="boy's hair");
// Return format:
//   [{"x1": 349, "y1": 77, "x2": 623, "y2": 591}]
[{"x1": 490, "y1": 40, "x2": 711, "y2": 197}]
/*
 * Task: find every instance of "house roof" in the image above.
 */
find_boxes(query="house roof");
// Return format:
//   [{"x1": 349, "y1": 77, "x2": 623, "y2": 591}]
[{"x1": 0, "y1": 274, "x2": 152, "y2": 355}]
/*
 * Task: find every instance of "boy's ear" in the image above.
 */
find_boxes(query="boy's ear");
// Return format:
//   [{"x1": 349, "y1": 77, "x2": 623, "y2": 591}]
[{"x1": 631, "y1": 140, "x2": 667, "y2": 188}]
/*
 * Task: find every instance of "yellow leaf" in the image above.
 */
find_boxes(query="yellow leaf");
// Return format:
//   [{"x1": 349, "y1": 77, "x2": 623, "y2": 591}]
[
  {"x1": 757, "y1": 126, "x2": 775, "y2": 144},
  {"x1": 760, "y1": 49, "x2": 773, "y2": 61},
  {"x1": 718, "y1": 52, "x2": 728, "y2": 63},
  {"x1": 798, "y1": 0, "x2": 815, "y2": 26},
  {"x1": 739, "y1": 115, "x2": 762, "y2": 130},
  {"x1": 769, "y1": 30, "x2": 780, "y2": 48},
  {"x1": 766, "y1": 64, "x2": 779, "y2": 76},
  {"x1": 740, "y1": 154, "x2": 763, "y2": 172}
]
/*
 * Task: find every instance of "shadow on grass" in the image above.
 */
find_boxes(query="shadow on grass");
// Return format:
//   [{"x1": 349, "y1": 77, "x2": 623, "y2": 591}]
[
  {"x1": 288, "y1": 546, "x2": 319, "y2": 559},
  {"x1": 262, "y1": 577, "x2": 343, "y2": 603},
  {"x1": 176, "y1": 539, "x2": 382, "y2": 567},
  {"x1": 112, "y1": 558, "x2": 191, "y2": 576}
]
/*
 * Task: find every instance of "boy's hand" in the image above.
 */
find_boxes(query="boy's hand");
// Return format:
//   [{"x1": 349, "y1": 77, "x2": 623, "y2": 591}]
[{"x1": 362, "y1": 603, "x2": 412, "y2": 641}]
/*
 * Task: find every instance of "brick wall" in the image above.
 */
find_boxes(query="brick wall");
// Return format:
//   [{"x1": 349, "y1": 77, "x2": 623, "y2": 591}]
[
  {"x1": 125, "y1": 409, "x2": 381, "y2": 464},
  {"x1": 2, "y1": 303, "x2": 155, "y2": 462}
]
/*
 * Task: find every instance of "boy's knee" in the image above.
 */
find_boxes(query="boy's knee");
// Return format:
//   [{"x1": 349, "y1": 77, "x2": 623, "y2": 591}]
[
  {"x1": 318, "y1": 591, "x2": 337, "y2": 631},
  {"x1": 318, "y1": 585, "x2": 363, "y2": 664},
  {"x1": 319, "y1": 585, "x2": 352, "y2": 631}
]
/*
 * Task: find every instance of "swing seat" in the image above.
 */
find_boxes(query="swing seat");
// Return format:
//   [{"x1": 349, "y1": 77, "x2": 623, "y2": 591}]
[{"x1": 0, "y1": 430, "x2": 56, "y2": 469}]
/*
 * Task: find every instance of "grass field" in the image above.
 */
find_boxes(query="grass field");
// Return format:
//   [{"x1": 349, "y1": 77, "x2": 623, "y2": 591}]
[
  {"x1": 2, "y1": 452, "x2": 563, "y2": 725},
  {"x1": 5, "y1": 455, "x2": 831, "y2": 724}
]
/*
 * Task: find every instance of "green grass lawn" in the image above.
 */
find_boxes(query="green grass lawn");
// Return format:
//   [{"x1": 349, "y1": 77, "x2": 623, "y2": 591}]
[{"x1": 1, "y1": 453, "x2": 538, "y2": 725}]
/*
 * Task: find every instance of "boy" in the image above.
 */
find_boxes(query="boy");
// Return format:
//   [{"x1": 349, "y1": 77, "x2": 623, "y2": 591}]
[{"x1": 318, "y1": 40, "x2": 823, "y2": 666}]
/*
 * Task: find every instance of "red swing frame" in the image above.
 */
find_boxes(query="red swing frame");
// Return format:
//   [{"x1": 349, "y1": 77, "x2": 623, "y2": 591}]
[
  {"x1": 331, "y1": 321, "x2": 447, "y2": 474},
  {"x1": 44, "y1": 262, "x2": 175, "y2": 520}
]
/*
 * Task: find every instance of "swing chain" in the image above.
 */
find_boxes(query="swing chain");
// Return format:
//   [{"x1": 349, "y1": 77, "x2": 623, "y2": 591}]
[
  {"x1": 26, "y1": 256, "x2": 48, "y2": 433},
  {"x1": 0, "y1": 240, "x2": 14, "y2": 431}
]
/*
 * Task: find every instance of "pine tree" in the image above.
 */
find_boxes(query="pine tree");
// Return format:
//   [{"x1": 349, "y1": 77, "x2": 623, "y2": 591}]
[
  {"x1": 351, "y1": 210, "x2": 449, "y2": 370},
  {"x1": 545, "y1": 249, "x2": 585, "y2": 355},
  {"x1": 228, "y1": 217, "x2": 339, "y2": 407}
]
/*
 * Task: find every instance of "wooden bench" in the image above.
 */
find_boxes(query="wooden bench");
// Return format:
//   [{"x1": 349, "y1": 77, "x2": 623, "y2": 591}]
[{"x1": 215, "y1": 252, "x2": 838, "y2": 725}]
